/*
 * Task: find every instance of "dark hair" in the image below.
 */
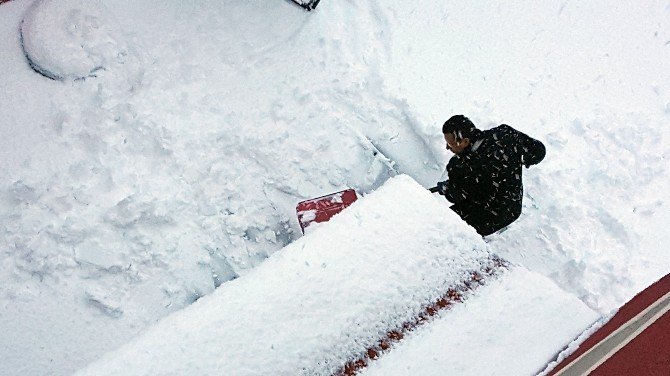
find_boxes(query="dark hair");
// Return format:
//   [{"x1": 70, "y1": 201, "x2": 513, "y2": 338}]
[{"x1": 442, "y1": 115, "x2": 477, "y2": 140}]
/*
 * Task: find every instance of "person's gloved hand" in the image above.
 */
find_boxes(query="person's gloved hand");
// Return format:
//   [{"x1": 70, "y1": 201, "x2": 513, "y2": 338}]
[{"x1": 436, "y1": 180, "x2": 450, "y2": 195}]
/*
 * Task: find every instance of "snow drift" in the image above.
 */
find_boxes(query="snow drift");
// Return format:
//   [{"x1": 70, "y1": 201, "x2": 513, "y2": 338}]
[
  {"x1": 76, "y1": 176, "x2": 495, "y2": 375},
  {"x1": 2, "y1": 1, "x2": 445, "y2": 372},
  {"x1": 77, "y1": 177, "x2": 599, "y2": 375}
]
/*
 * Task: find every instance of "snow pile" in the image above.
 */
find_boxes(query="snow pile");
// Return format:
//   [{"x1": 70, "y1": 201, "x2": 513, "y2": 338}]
[
  {"x1": 20, "y1": 0, "x2": 137, "y2": 80},
  {"x1": 360, "y1": 267, "x2": 599, "y2": 375},
  {"x1": 76, "y1": 176, "x2": 493, "y2": 375},
  {"x1": 2, "y1": 1, "x2": 445, "y2": 373}
]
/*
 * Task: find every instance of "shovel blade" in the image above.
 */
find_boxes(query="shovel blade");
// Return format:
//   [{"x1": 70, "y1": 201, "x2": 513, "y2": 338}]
[{"x1": 296, "y1": 189, "x2": 358, "y2": 233}]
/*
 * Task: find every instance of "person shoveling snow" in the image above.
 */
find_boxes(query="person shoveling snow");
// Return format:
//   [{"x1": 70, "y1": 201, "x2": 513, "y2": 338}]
[{"x1": 433, "y1": 115, "x2": 546, "y2": 236}]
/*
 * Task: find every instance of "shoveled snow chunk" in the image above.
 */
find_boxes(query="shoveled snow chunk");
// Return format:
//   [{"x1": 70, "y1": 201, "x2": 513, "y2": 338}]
[
  {"x1": 76, "y1": 175, "x2": 492, "y2": 375},
  {"x1": 361, "y1": 267, "x2": 600, "y2": 376}
]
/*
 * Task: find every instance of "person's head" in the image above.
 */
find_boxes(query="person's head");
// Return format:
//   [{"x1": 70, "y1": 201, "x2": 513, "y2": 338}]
[{"x1": 442, "y1": 115, "x2": 477, "y2": 155}]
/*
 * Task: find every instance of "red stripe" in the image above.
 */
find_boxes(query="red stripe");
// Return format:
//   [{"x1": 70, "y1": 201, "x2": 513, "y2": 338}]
[
  {"x1": 549, "y1": 273, "x2": 670, "y2": 375},
  {"x1": 334, "y1": 257, "x2": 508, "y2": 376},
  {"x1": 590, "y1": 309, "x2": 670, "y2": 375}
]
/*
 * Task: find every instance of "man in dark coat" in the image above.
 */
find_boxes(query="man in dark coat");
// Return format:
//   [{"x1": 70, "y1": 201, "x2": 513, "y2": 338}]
[{"x1": 435, "y1": 115, "x2": 546, "y2": 236}]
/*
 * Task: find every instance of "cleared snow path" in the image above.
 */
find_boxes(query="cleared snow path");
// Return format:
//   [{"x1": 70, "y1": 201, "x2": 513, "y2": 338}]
[{"x1": 76, "y1": 176, "x2": 497, "y2": 375}]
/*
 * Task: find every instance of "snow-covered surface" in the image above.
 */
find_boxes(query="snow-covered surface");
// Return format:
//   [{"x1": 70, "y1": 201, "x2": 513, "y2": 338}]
[
  {"x1": 0, "y1": 0, "x2": 668, "y2": 375},
  {"x1": 20, "y1": 0, "x2": 136, "y2": 80},
  {"x1": 76, "y1": 176, "x2": 497, "y2": 375},
  {"x1": 360, "y1": 267, "x2": 599, "y2": 376}
]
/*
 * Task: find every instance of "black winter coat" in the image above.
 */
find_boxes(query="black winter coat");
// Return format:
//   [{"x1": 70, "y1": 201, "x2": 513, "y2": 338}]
[{"x1": 442, "y1": 124, "x2": 545, "y2": 236}]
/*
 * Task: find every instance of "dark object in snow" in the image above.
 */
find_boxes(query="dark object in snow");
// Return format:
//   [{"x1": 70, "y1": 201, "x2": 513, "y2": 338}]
[
  {"x1": 436, "y1": 115, "x2": 546, "y2": 236},
  {"x1": 290, "y1": 0, "x2": 321, "y2": 11},
  {"x1": 19, "y1": 21, "x2": 60, "y2": 81},
  {"x1": 19, "y1": 19, "x2": 103, "y2": 81},
  {"x1": 296, "y1": 189, "x2": 357, "y2": 234}
]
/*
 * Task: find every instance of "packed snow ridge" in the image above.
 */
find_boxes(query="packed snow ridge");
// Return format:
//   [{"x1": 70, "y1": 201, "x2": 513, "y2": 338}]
[{"x1": 76, "y1": 177, "x2": 598, "y2": 376}]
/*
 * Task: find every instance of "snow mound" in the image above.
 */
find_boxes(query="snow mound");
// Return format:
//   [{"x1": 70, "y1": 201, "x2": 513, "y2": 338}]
[
  {"x1": 76, "y1": 176, "x2": 494, "y2": 375},
  {"x1": 2, "y1": 2, "x2": 447, "y2": 373},
  {"x1": 20, "y1": 0, "x2": 135, "y2": 80}
]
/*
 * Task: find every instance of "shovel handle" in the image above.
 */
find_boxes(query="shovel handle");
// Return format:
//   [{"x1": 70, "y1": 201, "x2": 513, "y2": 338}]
[{"x1": 428, "y1": 186, "x2": 439, "y2": 193}]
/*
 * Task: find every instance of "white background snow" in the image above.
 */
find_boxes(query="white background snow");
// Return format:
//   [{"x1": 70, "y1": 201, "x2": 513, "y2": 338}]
[{"x1": 0, "y1": 0, "x2": 668, "y2": 375}]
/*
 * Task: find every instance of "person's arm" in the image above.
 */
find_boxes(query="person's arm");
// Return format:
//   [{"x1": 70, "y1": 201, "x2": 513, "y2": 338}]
[
  {"x1": 437, "y1": 160, "x2": 469, "y2": 203},
  {"x1": 436, "y1": 180, "x2": 464, "y2": 203},
  {"x1": 499, "y1": 124, "x2": 546, "y2": 167},
  {"x1": 442, "y1": 179, "x2": 468, "y2": 203},
  {"x1": 521, "y1": 135, "x2": 545, "y2": 167}
]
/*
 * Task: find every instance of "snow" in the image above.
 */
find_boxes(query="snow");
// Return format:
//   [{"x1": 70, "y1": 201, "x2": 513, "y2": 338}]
[
  {"x1": 20, "y1": 0, "x2": 133, "y2": 80},
  {"x1": 300, "y1": 209, "x2": 317, "y2": 222},
  {"x1": 75, "y1": 176, "x2": 499, "y2": 375},
  {"x1": 0, "y1": 0, "x2": 668, "y2": 375},
  {"x1": 360, "y1": 267, "x2": 599, "y2": 376}
]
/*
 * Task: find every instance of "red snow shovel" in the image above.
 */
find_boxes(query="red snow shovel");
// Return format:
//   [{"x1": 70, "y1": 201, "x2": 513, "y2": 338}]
[
  {"x1": 296, "y1": 186, "x2": 438, "y2": 234},
  {"x1": 296, "y1": 189, "x2": 358, "y2": 234}
]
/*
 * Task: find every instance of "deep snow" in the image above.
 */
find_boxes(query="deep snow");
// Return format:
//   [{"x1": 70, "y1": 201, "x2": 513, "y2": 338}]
[
  {"x1": 76, "y1": 176, "x2": 598, "y2": 375},
  {"x1": 1, "y1": 0, "x2": 669, "y2": 375}
]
